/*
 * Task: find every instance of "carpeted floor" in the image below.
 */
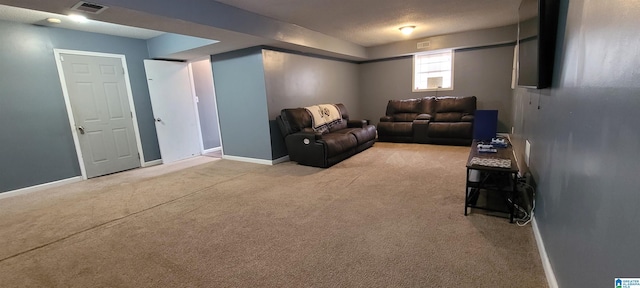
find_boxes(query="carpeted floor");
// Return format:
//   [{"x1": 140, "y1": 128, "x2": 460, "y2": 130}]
[{"x1": 0, "y1": 142, "x2": 547, "y2": 287}]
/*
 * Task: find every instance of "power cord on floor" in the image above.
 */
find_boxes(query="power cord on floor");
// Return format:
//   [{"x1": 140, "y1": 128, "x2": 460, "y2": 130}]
[{"x1": 513, "y1": 181, "x2": 536, "y2": 226}]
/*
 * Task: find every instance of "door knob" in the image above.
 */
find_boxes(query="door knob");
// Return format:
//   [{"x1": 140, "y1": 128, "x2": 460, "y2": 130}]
[
  {"x1": 155, "y1": 117, "x2": 162, "y2": 122},
  {"x1": 78, "y1": 126, "x2": 85, "y2": 135}
]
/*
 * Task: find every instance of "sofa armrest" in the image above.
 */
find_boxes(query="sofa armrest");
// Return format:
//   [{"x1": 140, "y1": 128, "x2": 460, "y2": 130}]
[
  {"x1": 291, "y1": 131, "x2": 322, "y2": 141},
  {"x1": 348, "y1": 119, "x2": 368, "y2": 128},
  {"x1": 285, "y1": 131, "x2": 324, "y2": 152},
  {"x1": 415, "y1": 114, "x2": 432, "y2": 121},
  {"x1": 379, "y1": 116, "x2": 393, "y2": 122},
  {"x1": 461, "y1": 115, "x2": 474, "y2": 122},
  {"x1": 284, "y1": 132, "x2": 327, "y2": 166}
]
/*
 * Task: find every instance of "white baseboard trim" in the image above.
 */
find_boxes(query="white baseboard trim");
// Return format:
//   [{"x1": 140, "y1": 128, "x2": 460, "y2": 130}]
[
  {"x1": 222, "y1": 155, "x2": 289, "y2": 165},
  {"x1": 0, "y1": 176, "x2": 83, "y2": 200},
  {"x1": 142, "y1": 159, "x2": 163, "y2": 167},
  {"x1": 203, "y1": 147, "x2": 222, "y2": 154},
  {"x1": 533, "y1": 217, "x2": 559, "y2": 288}
]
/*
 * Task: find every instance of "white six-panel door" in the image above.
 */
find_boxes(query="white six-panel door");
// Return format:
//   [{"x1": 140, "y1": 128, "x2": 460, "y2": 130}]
[{"x1": 59, "y1": 53, "x2": 140, "y2": 178}]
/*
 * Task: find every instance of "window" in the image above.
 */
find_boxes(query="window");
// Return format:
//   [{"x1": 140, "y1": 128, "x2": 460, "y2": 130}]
[{"x1": 413, "y1": 50, "x2": 454, "y2": 91}]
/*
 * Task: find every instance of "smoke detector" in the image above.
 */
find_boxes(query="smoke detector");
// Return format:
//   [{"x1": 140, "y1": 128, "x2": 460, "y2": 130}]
[{"x1": 71, "y1": 1, "x2": 108, "y2": 14}]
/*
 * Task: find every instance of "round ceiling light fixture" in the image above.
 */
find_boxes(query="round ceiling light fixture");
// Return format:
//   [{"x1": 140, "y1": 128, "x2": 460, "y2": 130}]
[
  {"x1": 46, "y1": 18, "x2": 62, "y2": 24},
  {"x1": 68, "y1": 14, "x2": 88, "y2": 23},
  {"x1": 399, "y1": 26, "x2": 416, "y2": 35}
]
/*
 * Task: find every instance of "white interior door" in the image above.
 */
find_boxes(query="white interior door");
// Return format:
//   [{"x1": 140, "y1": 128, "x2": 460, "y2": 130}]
[
  {"x1": 60, "y1": 53, "x2": 140, "y2": 178},
  {"x1": 144, "y1": 60, "x2": 201, "y2": 164}
]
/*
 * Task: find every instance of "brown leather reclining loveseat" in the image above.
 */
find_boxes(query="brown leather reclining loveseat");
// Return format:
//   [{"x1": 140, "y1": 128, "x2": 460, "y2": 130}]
[
  {"x1": 377, "y1": 96, "x2": 476, "y2": 145},
  {"x1": 276, "y1": 103, "x2": 376, "y2": 168}
]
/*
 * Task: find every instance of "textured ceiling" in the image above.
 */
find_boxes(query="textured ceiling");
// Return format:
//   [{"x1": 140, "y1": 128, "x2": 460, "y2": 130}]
[
  {"x1": 0, "y1": 4, "x2": 163, "y2": 39},
  {"x1": 0, "y1": 0, "x2": 532, "y2": 60},
  {"x1": 213, "y1": 0, "x2": 524, "y2": 47}
]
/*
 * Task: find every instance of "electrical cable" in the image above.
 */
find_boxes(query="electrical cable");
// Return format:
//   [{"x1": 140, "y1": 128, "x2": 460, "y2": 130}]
[{"x1": 514, "y1": 181, "x2": 536, "y2": 226}]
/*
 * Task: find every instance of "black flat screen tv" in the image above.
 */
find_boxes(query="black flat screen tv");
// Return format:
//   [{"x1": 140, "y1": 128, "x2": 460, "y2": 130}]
[{"x1": 517, "y1": 0, "x2": 560, "y2": 89}]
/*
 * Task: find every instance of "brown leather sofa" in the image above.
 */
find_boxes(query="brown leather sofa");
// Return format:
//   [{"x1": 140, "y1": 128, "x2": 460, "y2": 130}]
[
  {"x1": 276, "y1": 103, "x2": 376, "y2": 168},
  {"x1": 377, "y1": 96, "x2": 476, "y2": 145}
]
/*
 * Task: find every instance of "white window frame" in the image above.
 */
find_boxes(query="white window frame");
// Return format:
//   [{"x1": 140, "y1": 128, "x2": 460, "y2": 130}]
[{"x1": 412, "y1": 49, "x2": 454, "y2": 92}]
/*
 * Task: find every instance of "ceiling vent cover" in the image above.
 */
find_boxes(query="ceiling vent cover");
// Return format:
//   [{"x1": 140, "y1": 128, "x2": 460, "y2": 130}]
[
  {"x1": 417, "y1": 41, "x2": 430, "y2": 49},
  {"x1": 71, "y1": 1, "x2": 108, "y2": 14}
]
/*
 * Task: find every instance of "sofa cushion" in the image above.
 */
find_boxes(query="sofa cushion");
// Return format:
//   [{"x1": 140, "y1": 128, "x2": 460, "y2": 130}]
[
  {"x1": 319, "y1": 133, "x2": 357, "y2": 158},
  {"x1": 434, "y1": 112, "x2": 464, "y2": 122},
  {"x1": 435, "y1": 96, "x2": 476, "y2": 114},
  {"x1": 415, "y1": 114, "x2": 432, "y2": 120},
  {"x1": 386, "y1": 98, "x2": 421, "y2": 115},
  {"x1": 327, "y1": 120, "x2": 347, "y2": 132},
  {"x1": 393, "y1": 113, "x2": 419, "y2": 122},
  {"x1": 428, "y1": 122, "x2": 473, "y2": 139},
  {"x1": 377, "y1": 122, "x2": 413, "y2": 137},
  {"x1": 325, "y1": 103, "x2": 349, "y2": 132},
  {"x1": 334, "y1": 126, "x2": 376, "y2": 145},
  {"x1": 420, "y1": 97, "x2": 436, "y2": 114},
  {"x1": 335, "y1": 103, "x2": 350, "y2": 120},
  {"x1": 281, "y1": 108, "x2": 312, "y2": 133},
  {"x1": 433, "y1": 96, "x2": 476, "y2": 122}
]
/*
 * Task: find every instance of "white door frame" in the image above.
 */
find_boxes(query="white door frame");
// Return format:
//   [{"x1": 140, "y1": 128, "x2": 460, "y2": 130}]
[
  {"x1": 189, "y1": 57, "x2": 224, "y2": 156},
  {"x1": 54, "y1": 49, "x2": 146, "y2": 180},
  {"x1": 187, "y1": 62, "x2": 205, "y2": 154},
  {"x1": 212, "y1": 66, "x2": 224, "y2": 156},
  {"x1": 210, "y1": 65, "x2": 224, "y2": 156}
]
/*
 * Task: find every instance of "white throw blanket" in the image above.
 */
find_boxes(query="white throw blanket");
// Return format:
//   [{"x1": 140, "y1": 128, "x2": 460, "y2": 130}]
[{"x1": 304, "y1": 104, "x2": 342, "y2": 133}]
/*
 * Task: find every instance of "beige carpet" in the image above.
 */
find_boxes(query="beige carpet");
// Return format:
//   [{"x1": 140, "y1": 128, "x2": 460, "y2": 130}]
[{"x1": 0, "y1": 143, "x2": 547, "y2": 287}]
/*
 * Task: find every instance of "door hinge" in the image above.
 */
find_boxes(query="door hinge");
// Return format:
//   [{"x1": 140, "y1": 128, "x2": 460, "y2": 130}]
[
  {"x1": 137, "y1": 153, "x2": 140, "y2": 159},
  {"x1": 122, "y1": 67, "x2": 125, "y2": 75},
  {"x1": 130, "y1": 111, "x2": 133, "y2": 118}
]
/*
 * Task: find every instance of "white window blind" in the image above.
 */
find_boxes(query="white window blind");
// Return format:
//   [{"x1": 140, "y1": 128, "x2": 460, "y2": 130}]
[{"x1": 413, "y1": 50, "x2": 453, "y2": 91}]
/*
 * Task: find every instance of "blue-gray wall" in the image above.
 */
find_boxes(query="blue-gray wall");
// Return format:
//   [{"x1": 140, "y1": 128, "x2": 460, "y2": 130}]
[
  {"x1": 211, "y1": 48, "x2": 272, "y2": 160},
  {"x1": 512, "y1": 1, "x2": 640, "y2": 287},
  {"x1": 191, "y1": 59, "x2": 221, "y2": 150},
  {"x1": 0, "y1": 20, "x2": 160, "y2": 193}
]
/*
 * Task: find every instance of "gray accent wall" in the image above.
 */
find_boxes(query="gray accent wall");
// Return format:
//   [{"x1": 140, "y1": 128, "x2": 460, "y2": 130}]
[
  {"x1": 359, "y1": 44, "x2": 515, "y2": 132},
  {"x1": 211, "y1": 48, "x2": 272, "y2": 160},
  {"x1": 512, "y1": 1, "x2": 640, "y2": 287},
  {"x1": 191, "y1": 59, "x2": 221, "y2": 150},
  {"x1": 211, "y1": 48, "x2": 360, "y2": 161},
  {"x1": 212, "y1": 44, "x2": 509, "y2": 162},
  {"x1": 0, "y1": 20, "x2": 159, "y2": 193},
  {"x1": 262, "y1": 49, "x2": 360, "y2": 159}
]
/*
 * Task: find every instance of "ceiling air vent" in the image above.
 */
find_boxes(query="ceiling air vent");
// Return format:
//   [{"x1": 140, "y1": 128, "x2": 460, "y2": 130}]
[
  {"x1": 71, "y1": 1, "x2": 108, "y2": 14},
  {"x1": 417, "y1": 41, "x2": 430, "y2": 49}
]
